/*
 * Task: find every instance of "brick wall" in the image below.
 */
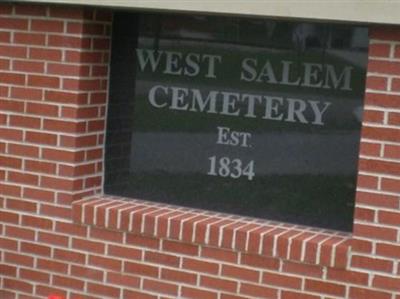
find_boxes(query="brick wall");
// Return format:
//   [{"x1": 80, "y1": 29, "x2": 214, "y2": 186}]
[{"x1": 1, "y1": 3, "x2": 400, "y2": 299}]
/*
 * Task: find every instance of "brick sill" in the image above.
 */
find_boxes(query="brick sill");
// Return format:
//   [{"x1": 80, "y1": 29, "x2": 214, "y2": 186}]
[{"x1": 72, "y1": 196, "x2": 351, "y2": 269}]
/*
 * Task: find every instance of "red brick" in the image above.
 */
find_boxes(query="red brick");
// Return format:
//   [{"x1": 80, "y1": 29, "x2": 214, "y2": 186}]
[
  {"x1": 381, "y1": 177, "x2": 400, "y2": 193},
  {"x1": 45, "y1": 90, "x2": 88, "y2": 104},
  {"x1": 21, "y1": 215, "x2": 52, "y2": 230},
  {"x1": 0, "y1": 58, "x2": 10, "y2": 70},
  {"x1": 13, "y1": 59, "x2": 44, "y2": 73},
  {"x1": 0, "y1": 210, "x2": 19, "y2": 224},
  {"x1": 20, "y1": 269, "x2": 50, "y2": 283},
  {"x1": 23, "y1": 187, "x2": 55, "y2": 203},
  {"x1": 0, "y1": 128, "x2": 23, "y2": 142},
  {"x1": 181, "y1": 287, "x2": 217, "y2": 299},
  {"x1": 48, "y1": 34, "x2": 91, "y2": 49},
  {"x1": 0, "y1": 72, "x2": 25, "y2": 85},
  {"x1": 222, "y1": 264, "x2": 259, "y2": 282},
  {"x1": 368, "y1": 60, "x2": 400, "y2": 75},
  {"x1": 281, "y1": 290, "x2": 319, "y2": 299},
  {"x1": 11, "y1": 87, "x2": 42, "y2": 101},
  {"x1": 161, "y1": 268, "x2": 197, "y2": 284},
  {"x1": 0, "y1": 290, "x2": 15, "y2": 299},
  {"x1": 28, "y1": 75, "x2": 60, "y2": 88},
  {"x1": 373, "y1": 275, "x2": 400, "y2": 291},
  {"x1": 14, "y1": 32, "x2": 46, "y2": 45},
  {"x1": 36, "y1": 285, "x2": 67, "y2": 298},
  {"x1": 27, "y1": 102, "x2": 58, "y2": 116},
  {"x1": 0, "y1": 264, "x2": 17, "y2": 277},
  {"x1": 15, "y1": 5, "x2": 47, "y2": 15},
  {"x1": 0, "y1": 99, "x2": 24, "y2": 112},
  {"x1": 92, "y1": 65, "x2": 108, "y2": 76},
  {"x1": 107, "y1": 244, "x2": 142, "y2": 260},
  {"x1": 125, "y1": 261, "x2": 159, "y2": 278},
  {"x1": 0, "y1": 237, "x2": 18, "y2": 251},
  {"x1": 201, "y1": 276, "x2": 237, "y2": 292},
  {"x1": 369, "y1": 43, "x2": 391, "y2": 57},
  {"x1": 362, "y1": 109, "x2": 384, "y2": 123},
  {"x1": 0, "y1": 31, "x2": 10, "y2": 42},
  {"x1": 87, "y1": 283, "x2": 120, "y2": 297},
  {"x1": 0, "y1": 155, "x2": 22, "y2": 169},
  {"x1": 349, "y1": 287, "x2": 392, "y2": 299},
  {"x1": 351, "y1": 255, "x2": 393, "y2": 273},
  {"x1": 93, "y1": 38, "x2": 110, "y2": 49},
  {"x1": 65, "y1": 50, "x2": 104, "y2": 64},
  {"x1": 263, "y1": 272, "x2": 301, "y2": 289},
  {"x1": 356, "y1": 173, "x2": 377, "y2": 189},
  {"x1": 10, "y1": 115, "x2": 41, "y2": 129},
  {"x1": 42, "y1": 148, "x2": 85, "y2": 162},
  {"x1": 60, "y1": 135, "x2": 98, "y2": 148},
  {"x1": 366, "y1": 76, "x2": 387, "y2": 91},
  {"x1": 201, "y1": 246, "x2": 238, "y2": 263},
  {"x1": 6, "y1": 198, "x2": 36, "y2": 213},
  {"x1": 67, "y1": 22, "x2": 104, "y2": 35},
  {"x1": 384, "y1": 144, "x2": 400, "y2": 159},
  {"x1": 126, "y1": 234, "x2": 160, "y2": 249},
  {"x1": 49, "y1": 7, "x2": 93, "y2": 19},
  {"x1": 143, "y1": 279, "x2": 179, "y2": 296},
  {"x1": 365, "y1": 93, "x2": 400, "y2": 108},
  {"x1": 123, "y1": 290, "x2": 157, "y2": 299},
  {"x1": 4, "y1": 252, "x2": 34, "y2": 267},
  {"x1": 145, "y1": 251, "x2": 180, "y2": 267},
  {"x1": 106, "y1": 272, "x2": 140, "y2": 288},
  {"x1": 21, "y1": 241, "x2": 51, "y2": 257},
  {"x1": 63, "y1": 78, "x2": 102, "y2": 91},
  {"x1": 327, "y1": 268, "x2": 369, "y2": 285},
  {"x1": 61, "y1": 106, "x2": 99, "y2": 119},
  {"x1": 25, "y1": 160, "x2": 57, "y2": 174},
  {"x1": 3, "y1": 278, "x2": 32, "y2": 293},
  {"x1": 59, "y1": 163, "x2": 96, "y2": 177},
  {"x1": 85, "y1": 176, "x2": 101, "y2": 188},
  {"x1": 56, "y1": 221, "x2": 87, "y2": 237},
  {"x1": 240, "y1": 283, "x2": 278, "y2": 299},
  {"x1": 9, "y1": 171, "x2": 38, "y2": 185},
  {"x1": 54, "y1": 275, "x2": 84, "y2": 290},
  {"x1": 30, "y1": 47, "x2": 62, "y2": 61},
  {"x1": 0, "y1": 17, "x2": 28, "y2": 30},
  {"x1": 41, "y1": 176, "x2": 81, "y2": 191},
  {"x1": 378, "y1": 210, "x2": 400, "y2": 226},
  {"x1": 354, "y1": 207, "x2": 375, "y2": 221},
  {"x1": 282, "y1": 261, "x2": 323, "y2": 278},
  {"x1": 48, "y1": 63, "x2": 90, "y2": 76},
  {"x1": 31, "y1": 19, "x2": 64, "y2": 32},
  {"x1": 37, "y1": 258, "x2": 68, "y2": 274},
  {"x1": 305, "y1": 279, "x2": 345, "y2": 297},
  {"x1": 376, "y1": 243, "x2": 400, "y2": 259},
  {"x1": 71, "y1": 265, "x2": 103, "y2": 281},
  {"x1": 0, "y1": 45, "x2": 27, "y2": 58},
  {"x1": 89, "y1": 254, "x2": 122, "y2": 271},
  {"x1": 183, "y1": 257, "x2": 219, "y2": 274},
  {"x1": 72, "y1": 238, "x2": 105, "y2": 254},
  {"x1": 90, "y1": 92, "x2": 107, "y2": 104},
  {"x1": 9, "y1": 143, "x2": 39, "y2": 158},
  {"x1": 38, "y1": 231, "x2": 69, "y2": 247},
  {"x1": 0, "y1": 183, "x2": 21, "y2": 197},
  {"x1": 388, "y1": 112, "x2": 400, "y2": 125},
  {"x1": 163, "y1": 239, "x2": 198, "y2": 256},
  {"x1": 353, "y1": 223, "x2": 397, "y2": 241},
  {"x1": 356, "y1": 191, "x2": 398, "y2": 209},
  {"x1": 44, "y1": 119, "x2": 86, "y2": 133},
  {"x1": 241, "y1": 254, "x2": 279, "y2": 270}
]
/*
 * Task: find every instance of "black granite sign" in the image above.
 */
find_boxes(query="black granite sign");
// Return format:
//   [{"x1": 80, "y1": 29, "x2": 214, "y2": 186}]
[{"x1": 105, "y1": 12, "x2": 368, "y2": 231}]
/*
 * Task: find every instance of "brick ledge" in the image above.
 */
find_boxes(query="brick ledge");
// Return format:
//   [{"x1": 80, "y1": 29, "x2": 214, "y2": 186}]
[{"x1": 72, "y1": 196, "x2": 352, "y2": 269}]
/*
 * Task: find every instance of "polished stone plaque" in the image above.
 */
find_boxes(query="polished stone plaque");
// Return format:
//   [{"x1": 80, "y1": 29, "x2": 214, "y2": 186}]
[{"x1": 105, "y1": 12, "x2": 368, "y2": 231}]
